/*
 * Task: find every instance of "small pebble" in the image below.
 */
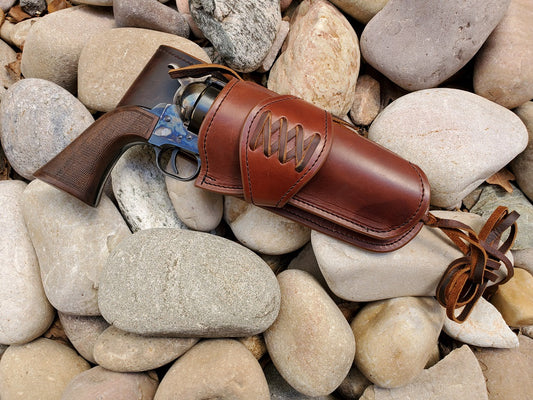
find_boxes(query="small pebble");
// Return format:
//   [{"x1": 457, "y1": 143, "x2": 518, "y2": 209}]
[
  {"x1": 490, "y1": 268, "x2": 533, "y2": 327},
  {"x1": 349, "y1": 74, "x2": 381, "y2": 126},
  {"x1": 20, "y1": 0, "x2": 46, "y2": 16}
]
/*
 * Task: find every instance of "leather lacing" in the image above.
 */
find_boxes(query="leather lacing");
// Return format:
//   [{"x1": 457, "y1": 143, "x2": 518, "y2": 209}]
[{"x1": 424, "y1": 206, "x2": 519, "y2": 323}]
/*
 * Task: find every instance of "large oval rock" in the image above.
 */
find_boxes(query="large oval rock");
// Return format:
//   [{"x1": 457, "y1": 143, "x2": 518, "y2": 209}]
[
  {"x1": 21, "y1": 179, "x2": 131, "y2": 316},
  {"x1": 264, "y1": 269, "x2": 355, "y2": 397},
  {"x1": 360, "y1": 0, "x2": 510, "y2": 91},
  {"x1": 21, "y1": 5, "x2": 115, "y2": 93},
  {"x1": 368, "y1": 88, "x2": 528, "y2": 208},
  {"x1": 78, "y1": 27, "x2": 210, "y2": 112},
  {"x1": 268, "y1": 0, "x2": 360, "y2": 116},
  {"x1": 0, "y1": 78, "x2": 94, "y2": 180},
  {"x1": 0, "y1": 180, "x2": 54, "y2": 345},
  {"x1": 99, "y1": 228, "x2": 280, "y2": 337},
  {"x1": 58, "y1": 313, "x2": 109, "y2": 364},
  {"x1": 511, "y1": 102, "x2": 533, "y2": 201},
  {"x1": 474, "y1": 0, "x2": 533, "y2": 109}
]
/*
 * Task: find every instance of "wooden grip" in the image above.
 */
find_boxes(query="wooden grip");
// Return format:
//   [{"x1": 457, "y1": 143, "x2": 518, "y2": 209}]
[{"x1": 34, "y1": 106, "x2": 159, "y2": 206}]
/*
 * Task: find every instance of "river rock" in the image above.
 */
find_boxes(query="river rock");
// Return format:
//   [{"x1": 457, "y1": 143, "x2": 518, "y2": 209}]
[
  {"x1": 61, "y1": 366, "x2": 158, "y2": 400},
  {"x1": 264, "y1": 269, "x2": 355, "y2": 397},
  {"x1": 93, "y1": 325, "x2": 198, "y2": 372},
  {"x1": 474, "y1": 0, "x2": 533, "y2": 109},
  {"x1": 112, "y1": 145, "x2": 187, "y2": 232},
  {"x1": 351, "y1": 297, "x2": 445, "y2": 388},
  {"x1": 71, "y1": 0, "x2": 113, "y2": 5},
  {"x1": 0, "y1": 338, "x2": 90, "y2": 400},
  {"x1": 490, "y1": 268, "x2": 533, "y2": 327},
  {"x1": 268, "y1": 0, "x2": 359, "y2": 116},
  {"x1": 523, "y1": 326, "x2": 533, "y2": 339},
  {"x1": 99, "y1": 228, "x2": 280, "y2": 337},
  {"x1": 113, "y1": 0, "x2": 189, "y2": 37},
  {"x1": 361, "y1": 0, "x2": 510, "y2": 91},
  {"x1": 0, "y1": 18, "x2": 37, "y2": 49},
  {"x1": 20, "y1": 0, "x2": 46, "y2": 16},
  {"x1": 0, "y1": 78, "x2": 94, "y2": 180},
  {"x1": 329, "y1": 0, "x2": 388, "y2": 23},
  {"x1": 360, "y1": 345, "x2": 488, "y2": 400},
  {"x1": 336, "y1": 366, "x2": 372, "y2": 400},
  {"x1": 350, "y1": 74, "x2": 380, "y2": 126},
  {"x1": 443, "y1": 297, "x2": 518, "y2": 348},
  {"x1": 21, "y1": 5, "x2": 115, "y2": 93},
  {"x1": 21, "y1": 179, "x2": 131, "y2": 316},
  {"x1": 0, "y1": 180, "x2": 54, "y2": 345},
  {"x1": 58, "y1": 313, "x2": 109, "y2": 364},
  {"x1": 0, "y1": 39, "x2": 19, "y2": 89},
  {"x1": 224, "y1": 196, "x2": 310, "y2": 255},
  {"x1": 0, "y1": 0, "x2": 15, "y2": 11},
  {"x1": 368, "y1": 88, "x2": 528, "y2": 208},
  {"x1": 154, "y1": 339, "x2": 269, "y2": 399},
  {"x1": 175, "y1": 0, "x2": 204, "y2": 38},
  {"x1": 258, "y1": 20, "x2": 289, "y2": 72},
  {"x1": 189, "y1": 0, "x2": 280, "y2": 72},
  {"x1": 511, "y1": 102, "x2": 533, "y2": 201},
  {"x1": 78, "y1": 27, "x2": 210, "y2": 112}
]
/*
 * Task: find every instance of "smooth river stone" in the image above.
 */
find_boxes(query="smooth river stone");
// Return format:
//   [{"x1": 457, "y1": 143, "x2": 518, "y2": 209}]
[
  {"x1": 0, "y1": 38, "x2": 19, "y2": 89},
  {"x1": 224, "y1": 196, "x2": 310, "y2": 255},
  {"x1": 264, "y1": 269, "x2": 355, "y2": 397},
  {"x1": 78, "y1": 27, "x2": 210, "y2": 112},
  {"x1": 351, "y1": 297, "x2": 445, "y2": 388},
  {"x1": 93, "y1": 325, "x2": 198, "y2": 372},
  {"x1": 329, "y1": 0, "x2": 388, "y2": 24},
  {"x1": 154, "y1": 339, "x2": 269, "y2": 399},
  {"x1": 99, "y1": 228, "x2": 280, "y2": 337},
  {"x1": 0, "y1": 338, "x2": 90, "y2": 400},
  {"x1": 0, "y1": 180, "x2": 54, "y2": 345},
  {"x1": 71, "y1": 0, "x2": 113, "y2": 5},
  {"x1": 360, "y1": 0, "x2": 510, "y2": 91},
  {"x1": 0, "y1": 78, "x2": 94, "y2": 180},
  {"x1": 368, "y1": 88, "x2": 528, "y2": 208},
  {"x1": 474, "y1": 0, "x2": 533, "y2": 109},
  {"x1": 349, "y1": 74, "x2": 381, "y2": 126},
  {"x1": 511, "y1": 102, "x2": 533, "y2": 201},
  {"x1": 268, "y1": 0, "x2": 360, "y2": 116},
  {"x1": 490, "y1": 268, "x2": 533, "y2": 327},
  {"x1": 20, "y1": 5, "x2": 116, "y2": 93},
  {"x1": 22, "y1": 179, "x2": 131, "y2": 316},
  {"x1": 0, "y1": 18, "x2": 37, "y2": 49},
  {"x1": 61, "y1": 366, "x2": 158, "y2": 400}
]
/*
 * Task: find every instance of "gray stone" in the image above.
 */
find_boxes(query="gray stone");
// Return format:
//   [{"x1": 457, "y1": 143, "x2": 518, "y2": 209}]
[
  {"x1": 0, "y1": 78, "x2": 94, "y2": 181},
  {"x1": 113, "y1": 0, "x2": 189, "y2": 37},
  {"x1": 0, "y1": 0, "x2": 15, "y2": 12},
  {"x1": 329, "y1": 0, "x2": 388, "y2": 24},
  {"x1": 71, "y1": 0, "x2": 113, "y2": 5},
  {"x1": 511, "y1": 102, "x2": 533, "y2": 201},
  {"x1": 368, "y1": 88, "x2": 528, "y2": 208},
  {"x1": 98, "y1": 228, "x2": 280, "y2": 337},
  {"x1": 189, "y1": 0, "x2": 281, "y2": 72},
  {"x1": 360, "y1": 0, "x2": 510, "y2": 91},
  {"x1": 20, "y1": 0, "x2": 46, "y2": 16},
  {"x1": 0, "y1": 180, "x2": 55, "y2": 345},
  {"x1": 21, "y1": 5, "x2": 116, "y2": 94},
  {"x1": 21, "y1": 179, "x2": 131, "y2": 316},
  {"x1": 58, "y1": 313, "x2": 109, "y2": 364}
]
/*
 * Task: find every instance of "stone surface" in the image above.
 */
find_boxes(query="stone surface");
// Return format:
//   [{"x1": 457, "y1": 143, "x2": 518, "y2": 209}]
[
  {"x1": 61, "y1": 366, "x2": 158, "y2": 400},
  {"x1": 473, "y1": 335, "x2": 533, "y2": 400},
  {"x1": 474, "y1": 0, "x2": 533, "y2": 109},
  {"x1": 523, "y1": 326, "x2": 533, "y2": 338},
  {"x1": 99, "y1": 228, "x2": 280, "y2": 337},
  {"x1": 0, "y1": 0, "x2": 15, "y2": 11},
  {"x1": 21, "y1": 5, "x2": 116, "y2": 93},
  {"x1": 0, "y1": 180, "x2": 54, "y2": 345},
  {"x1": 349, "y1": 74, "x2": 380, "y2": 126},
  {"x1": 351, "y1": 297, "x2": 445, "y2": 388},
  {"x1": 361, "y1": 0, "x2": 510, "y2": 91},
  {"x1": 0, "y1": 78, "x2": 94, "y2": 180},
  {"x1": 112, "y1": 145, "x2": 187, "y2": 232},
  {"x1": 0, "y1": 18, "x2": 38, "y2": 49},
  {"x1": 154, "y1": 339, "x2": 270, "y2": 400},
  {"x1": 268, "y1": 0, "x2": 360, "y2": 116},
  {"x1": 21, "y1": 179, "x2": 131, "y2": 316},
  {"x1": 93, "y1": 325, "x2": 198, "y2": 372},
  {"x1": 20, "y1": 0, "x2": 46, "y2": 16},
  {"x1": 490, "y1": 268, "x2": 533, "y2": 327},
  {"x1": 0, "y1": 38, "x2": 19, "y2": 89},
  {"x1": 443, "y1": 297, "x2": 519, "y2": 348},
  {"x1": 360, "y1": 345, "x2": 488, "y2": 400},
  {"x1": 336, "y1": 366, "x2": 372, "y2": 400},
  {"x1": 113, "y1": 0, "x2": 189, "y2": 37},
  {"x1": 71, "y1": 0, "x2": 113, "y2": 5},
  {"x1": 258, "y1": 20, "x2": 289, "y2": 72},
  {"x1": 511, "y1": 102, "x2": 533, "y2": 201},
  {"x1": 329, "y1": 0, "x2": 388, "y2": 23},
  {"x1": 237, "y1": 335, "x2": 267, "y2": 360},
  {"x1": 224, "y1": 196, "x2": 310, "y2": 255},
  {"x1": 58, "y1": 313, "x2": 109, "y2": 364},
  {"x1": 78, "y1": 27, "x2": 210, "y2": 112},
  {"x1": 189, "y1": 0, "x2": 280, "y2": 72},
  {"x1": 0, "y1": 338, "x2": 90, "y2": 400},
  {"x1": 368, "y1": 88, "x2": 528, "y2": 208},
  {"x1": 175, "y1": 0, "x2": 204, "y2": 38},
  {"x1": 264, "y1": 269, "x2": 355, "y2": 397}
]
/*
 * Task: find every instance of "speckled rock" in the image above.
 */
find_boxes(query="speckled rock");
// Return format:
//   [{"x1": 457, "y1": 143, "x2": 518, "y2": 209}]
[
  {"x1": 175, "y1": 0, "x2": 204, "y2": 38},
  {"x1": 264, "y1": 269, "x2": 355, "y2": 397},
  {"x1": 350, "y1": 74, "x2": 380, "y2": 126},
  {"x1": 511, "y1": 102, "x2": 533, "y2": 201},
  {"x1": 0, "y1": 78, "x2": 94, "y2": 180},
  {"x1": 20, "y1": 0, "x2": 46, "y2": 16},
  {"x1": 61, "y1": 366, "x2": 158, "y2": 400},
  {"x1": 360, "y1": 0, "x2": 510, "y2": 91},
  {"x1": 21, "y1": 5, "x2": 116, "y2": 93},
  {"x1": 368, "y1": 88, "x2": 528, "y2": 208},
  {"x1": 99, "y1": 228, "x2": 280, "y2": 337},
  {"x1": 58, "y1": 313, "x2": 109, "y2": 364},
  {"x1": 490, "y1": 268, "x2": 533, "y2": 327},
  {"x1": 474, "y1": 0, "x2": 533, "y2": 109},
  {"x1": 237, "y1": 335, "x2": 267, "y2": 360},
  {"x1": 0, "y1": 338, "x2": 90, "y2": 400},
  {"x1": 21, "y1": 179, "x2": 131, "y2": 316},
  {"x1": 78, "y1": 27, "x2": 210, "y2": 112},
  {"x1": 329, "y1": 0, "x2": 388, "y2": 23},
  {"x1": 0, "y1": 180, "x2": 54, "y2": 345},
  {"x1": 268, "y1": 0, "x2": 360, "y2": 116},
  {"x1": 258, "y1": 20, "x2": 290, "y2": 72}
]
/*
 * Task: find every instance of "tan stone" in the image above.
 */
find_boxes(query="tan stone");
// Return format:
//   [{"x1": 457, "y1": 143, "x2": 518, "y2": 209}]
[
  {"x1": 490, "y1": 268, "x2": 533, "y2": 327},
  {"x1": 58, "y1": 313, "x2": 109, "y2": 364},
  {"x1": 511, "y1": 102, "x2": 533, "y2": 201},
  {"x1": 349, "y1": 74, "x2": 380, "y2": 126},
  {"x1": 329, "y1": 0, "x2": 388, "y2": 23},
  {"x1": 238, "y1": 335, "x2": 267, "y2": 360}
]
